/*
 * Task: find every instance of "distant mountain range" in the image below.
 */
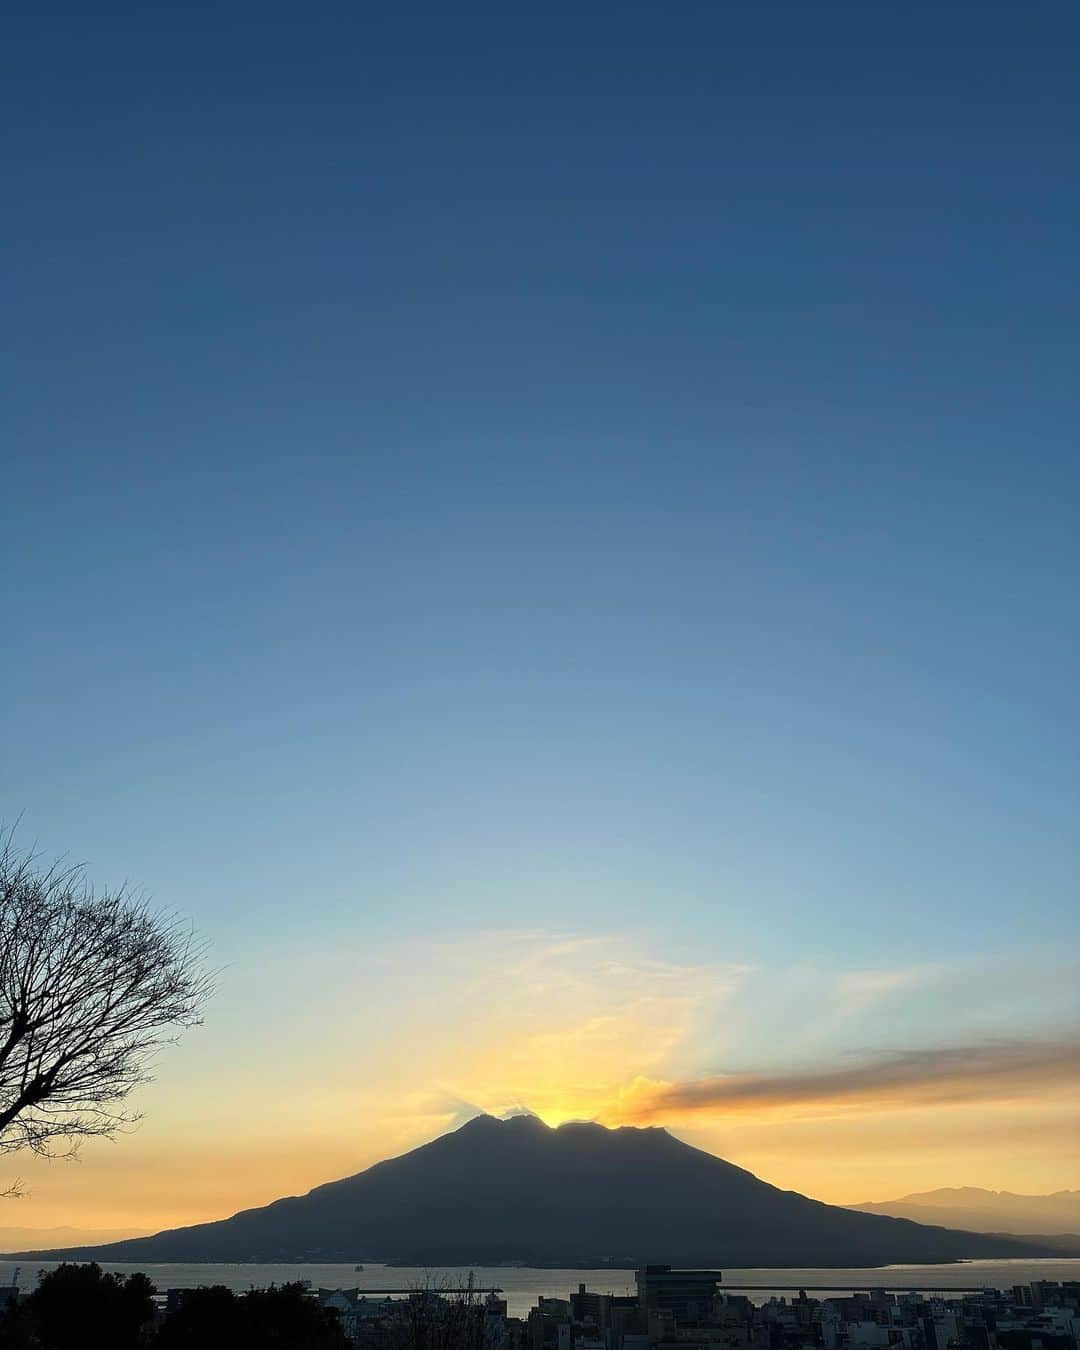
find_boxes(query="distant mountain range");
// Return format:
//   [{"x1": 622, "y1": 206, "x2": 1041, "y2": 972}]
[
  {"x1": 849, "y1": 1187, "x2": 1080, "y2": 1238},
  {"x1": 7, "y1": 1116, "x2": 1080, "y2": 1266}
]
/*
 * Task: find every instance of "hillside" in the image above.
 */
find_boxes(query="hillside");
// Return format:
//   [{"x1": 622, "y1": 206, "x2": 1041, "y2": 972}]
[
  {"x1": 9, "y1": 1116, "x2": 1079, "y2": 1266},
  {"x1": 850, "y1": 1187, "x2": 1080, "y2": 1236}
]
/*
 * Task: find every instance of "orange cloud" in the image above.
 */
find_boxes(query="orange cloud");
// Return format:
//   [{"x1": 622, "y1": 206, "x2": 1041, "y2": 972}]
[{"x1": 603, "y1": 1036, "x2": 1080, "y2": 1123}]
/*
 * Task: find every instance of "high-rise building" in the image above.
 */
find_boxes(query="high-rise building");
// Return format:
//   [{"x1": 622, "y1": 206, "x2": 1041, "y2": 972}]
[{"x1": 636, "y1": 1266, "x2": 723, "y2": 1325}]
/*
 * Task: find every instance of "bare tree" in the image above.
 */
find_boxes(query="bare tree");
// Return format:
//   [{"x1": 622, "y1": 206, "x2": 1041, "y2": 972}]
[
  {"x1": 394, "y1": 1276, "x2": 489, "y2": 1350},
  {"x1": 0, "y1": 836, "x2": 212, "y2": 1181}
]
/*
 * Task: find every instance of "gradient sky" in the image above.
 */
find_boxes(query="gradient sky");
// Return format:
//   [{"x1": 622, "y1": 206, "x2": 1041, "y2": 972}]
[{"x1": 2, "y1": 3, "x2": 1078, "y2": 1231}]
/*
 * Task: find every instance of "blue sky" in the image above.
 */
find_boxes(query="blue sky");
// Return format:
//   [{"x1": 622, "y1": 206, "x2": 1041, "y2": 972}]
[{"x1": 2, "y1": 3, "x2": 1078, "y2": 1225}]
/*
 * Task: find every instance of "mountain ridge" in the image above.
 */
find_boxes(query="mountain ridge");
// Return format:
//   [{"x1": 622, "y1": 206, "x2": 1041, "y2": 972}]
[
  {"x1": 8, "y1": 1115, "x2": 1079, "y2": 1266},
  {"x1": 850, "y1": 1186, "x2": 1080, "y2": 1236}
]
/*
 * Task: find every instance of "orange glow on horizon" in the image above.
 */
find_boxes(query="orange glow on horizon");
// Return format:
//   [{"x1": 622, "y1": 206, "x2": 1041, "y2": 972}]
[{"x1": 5, "y1": 934, "x2": 1076, "y2": 1234}]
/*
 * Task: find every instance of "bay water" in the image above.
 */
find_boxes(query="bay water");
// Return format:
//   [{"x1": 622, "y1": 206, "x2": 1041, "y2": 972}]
[{"x1": 1, "y1": 1259, "x2": 1077, "y2": 1318}]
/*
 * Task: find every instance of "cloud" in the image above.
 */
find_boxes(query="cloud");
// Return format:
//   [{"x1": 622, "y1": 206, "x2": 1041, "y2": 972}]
[
  {"x1": 606, "y1": 1035, "x2": 1080, "y2": 1122},
  {"x1": 831, "y1": 964, "x2": 943, "y2": 1014}
]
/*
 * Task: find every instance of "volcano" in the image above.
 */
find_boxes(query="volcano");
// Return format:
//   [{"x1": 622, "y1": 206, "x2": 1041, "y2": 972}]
[{"x1": 11, "y1": 1115, "x2": 1078, "y2": 1266}]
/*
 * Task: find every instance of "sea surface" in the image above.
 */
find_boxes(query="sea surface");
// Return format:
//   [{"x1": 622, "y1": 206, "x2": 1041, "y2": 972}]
[{"x1": 1, "y1": 1260, "x2": 1078, "y2": 1318}]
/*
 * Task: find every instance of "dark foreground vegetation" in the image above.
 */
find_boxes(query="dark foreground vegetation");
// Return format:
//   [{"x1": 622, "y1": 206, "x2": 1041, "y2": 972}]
[{"x1": 0, "y1": 1264, "x2": 347, "y2": 1350}]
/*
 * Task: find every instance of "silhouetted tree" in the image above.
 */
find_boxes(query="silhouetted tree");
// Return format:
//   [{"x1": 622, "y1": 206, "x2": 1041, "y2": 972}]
[
  {"x1": 393, "y1": 1278, "x2": 488, "y2": 1350},
  {"x1": 243, "y1": 1284, "x2": 350, "y2": 1349},
  {"x1": 17, "y1": 1263, "x2": 155, "y2": 1350},
  {"x1": 152, "y1": 1285, "x2": 241, "y2": 1349},
  {"x1": 0, "y1": 838, "x2": 211, "y2": 1181},
  {"x1": 156, "y1": 1282, "x2": 347, "y2": 1349}
]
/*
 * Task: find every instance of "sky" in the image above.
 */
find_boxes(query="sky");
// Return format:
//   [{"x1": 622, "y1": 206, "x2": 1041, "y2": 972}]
[{"x1": 1, "y1": 3, "x2": 1078, "y2": 1232}]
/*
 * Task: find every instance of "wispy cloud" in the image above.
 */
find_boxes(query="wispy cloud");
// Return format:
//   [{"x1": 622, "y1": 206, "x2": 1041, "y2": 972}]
[
  {"x1": 606, "y1": 1036, "x2": 1080, "y2": 1122},
  {"x1": 831, "y1": 963, "x2": 943, "y2": 1015}
]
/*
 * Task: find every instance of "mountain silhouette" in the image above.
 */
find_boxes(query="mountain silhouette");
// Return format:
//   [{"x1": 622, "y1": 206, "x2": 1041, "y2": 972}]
[
  {"x1": 849, "y1": 1186, "x2": 1080, "y2": 1236},
  {"x1": 11, "y1": 1116, "x2": 1078, "y2": 1265}
]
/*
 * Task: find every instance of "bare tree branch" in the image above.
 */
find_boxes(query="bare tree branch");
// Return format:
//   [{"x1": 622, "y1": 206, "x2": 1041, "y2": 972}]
[{"x1": 0, "y1": 833, "x2": 213, "y2": 1176}]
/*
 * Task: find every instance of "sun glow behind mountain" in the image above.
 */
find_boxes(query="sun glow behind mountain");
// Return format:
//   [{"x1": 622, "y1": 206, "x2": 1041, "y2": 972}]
[{"x1": 1, "y1": 928, "x2": 1077, "y2": 1233}]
